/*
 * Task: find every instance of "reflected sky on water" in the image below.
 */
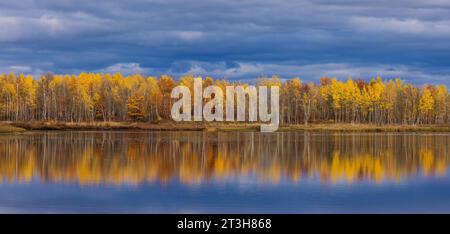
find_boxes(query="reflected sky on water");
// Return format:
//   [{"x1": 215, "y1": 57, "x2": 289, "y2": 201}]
[{"x1": 0, "y1": 131, "x2": 449, "y2": 213}]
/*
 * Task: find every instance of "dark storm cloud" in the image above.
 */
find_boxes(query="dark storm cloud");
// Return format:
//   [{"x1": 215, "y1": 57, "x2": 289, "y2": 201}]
[{"x1": 1, "y1": 0, "x2": 450, "y2": 84}]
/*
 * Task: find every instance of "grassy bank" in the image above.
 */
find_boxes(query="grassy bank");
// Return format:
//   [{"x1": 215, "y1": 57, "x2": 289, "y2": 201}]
[
  {"x1": 5, "y1": 121, "x2": 450, "y2": 132},
  {"x1": 0, "y1": 124, "x2": 26, "y2": 133},
  {"x1": 9, "y1": 121, "x2": 206, "y2": 131},
  {"x1": 277, "y1": 124, "x2": 450, "y2": 132}
]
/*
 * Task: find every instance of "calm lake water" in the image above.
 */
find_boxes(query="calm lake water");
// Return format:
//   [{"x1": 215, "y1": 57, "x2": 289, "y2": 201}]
[{"x1": 0, "y1": 131, "x2": 450, "y2": 213}]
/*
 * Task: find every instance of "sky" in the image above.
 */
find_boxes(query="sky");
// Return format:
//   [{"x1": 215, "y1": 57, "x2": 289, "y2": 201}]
[{"x1": 1, "y1": 0, "x2": 450, "y2": 85}]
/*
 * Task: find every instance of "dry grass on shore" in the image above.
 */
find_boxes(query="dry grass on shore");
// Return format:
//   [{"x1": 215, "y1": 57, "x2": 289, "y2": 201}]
[
  {"x1": 3, "y1": 121, "x2": 450, "y2": 132},
  {"x1": 0, "y1": 124, "x2": 26, "y2": 133},
  {"x1": 277, "y1": 123, "x2": 450, "y2": 132}
]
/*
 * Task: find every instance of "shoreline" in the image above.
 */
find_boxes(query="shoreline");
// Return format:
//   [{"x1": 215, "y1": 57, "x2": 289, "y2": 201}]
[{"x1": 2, "y1": 121, "x2": 450, "y2": 133}]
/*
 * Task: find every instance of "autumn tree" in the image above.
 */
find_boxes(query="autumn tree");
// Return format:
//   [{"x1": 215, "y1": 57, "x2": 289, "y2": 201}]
[
  {"x1": 127, "y1": 93, "x2": 146, "y2": 121},
  {"x1": 158, "y1": 75, "x2": 176, "y2": 119},
  {"x1": 419, "y1": 87, "x2": 435, "y2": 124}
]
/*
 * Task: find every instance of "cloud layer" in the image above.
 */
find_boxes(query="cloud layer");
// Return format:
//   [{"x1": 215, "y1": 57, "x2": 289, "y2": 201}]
[{"x1": 1, "y1": 0, "x2": 450, "y2": 84}]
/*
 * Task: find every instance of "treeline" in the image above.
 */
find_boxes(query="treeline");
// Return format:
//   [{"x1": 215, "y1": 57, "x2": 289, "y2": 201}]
[{"x1": 0, "y1": 72, "x2": 448, "y2": 125}]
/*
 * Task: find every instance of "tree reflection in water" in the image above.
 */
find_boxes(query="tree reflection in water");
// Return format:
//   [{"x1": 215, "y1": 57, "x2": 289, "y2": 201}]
[{"x1": 0, "y1": 132, "x2": 448, "y2": 185}]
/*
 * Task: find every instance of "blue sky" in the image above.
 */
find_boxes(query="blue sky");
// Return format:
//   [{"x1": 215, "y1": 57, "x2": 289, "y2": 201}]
[{"x1": 1, "y1": 0, "x2": 450, "y2": 85}]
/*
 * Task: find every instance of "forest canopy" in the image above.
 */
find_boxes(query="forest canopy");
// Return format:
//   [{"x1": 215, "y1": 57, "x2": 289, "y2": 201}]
[{"x1": 0, "y1": 72, "x2": 448, "y2": 125}]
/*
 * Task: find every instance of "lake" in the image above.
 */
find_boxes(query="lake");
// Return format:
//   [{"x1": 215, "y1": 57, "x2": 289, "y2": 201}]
[{"x1": 0, "y1": 131, "x2": 449, "y2": 213}]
